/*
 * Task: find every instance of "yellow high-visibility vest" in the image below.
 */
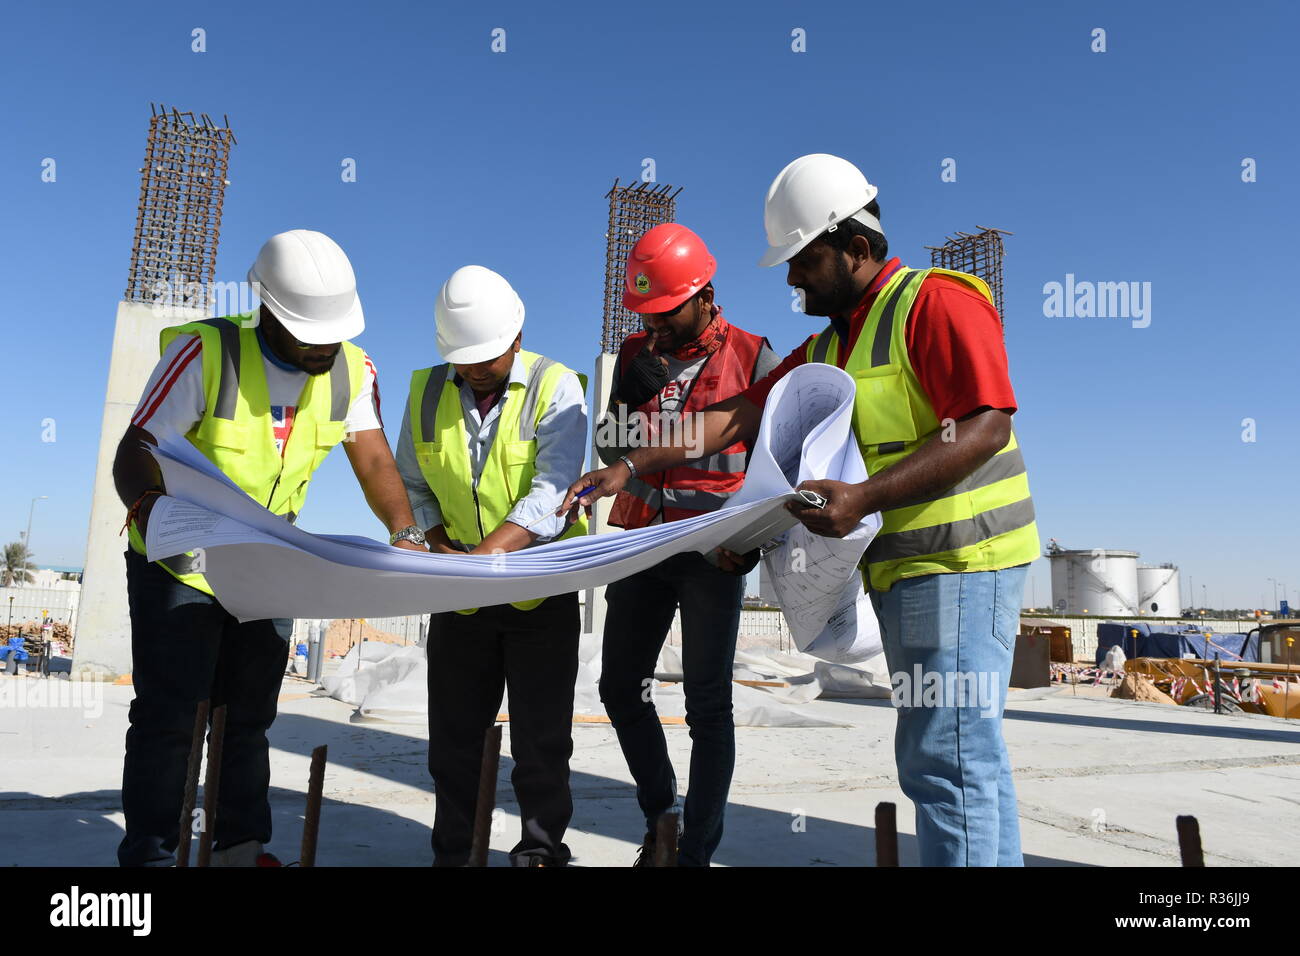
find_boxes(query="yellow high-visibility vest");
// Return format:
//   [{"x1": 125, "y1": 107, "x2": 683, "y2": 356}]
[
  {"x1": 128, "y1": 314, "x2": 365, "y2": 595},
  {"x1": 806, "y1": 267, "x2": 1039, "y2": 591},
  {"x1": 407, "y1": 350, "x2": 587, "y2": 613}
]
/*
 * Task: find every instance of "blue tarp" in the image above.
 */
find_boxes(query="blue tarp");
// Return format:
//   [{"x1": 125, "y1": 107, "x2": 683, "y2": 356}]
[{"x1": 1095, "y1": 622, "x2": 1259, "y2": 666}]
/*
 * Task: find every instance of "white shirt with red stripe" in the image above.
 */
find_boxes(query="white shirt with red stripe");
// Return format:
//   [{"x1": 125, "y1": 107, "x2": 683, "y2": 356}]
[{"x1": 132, "y1": 333, "x2": 383, "y2": 453}]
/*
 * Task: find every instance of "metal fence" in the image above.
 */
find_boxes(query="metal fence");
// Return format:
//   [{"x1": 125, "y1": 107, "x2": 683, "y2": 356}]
[
  {"x1": 665, "y1": 608, "x2": 792, "y2": 649},
  {"x1": 1030, "y1": 616, "x2": 1260, "y2": 661},
  {"x1": 359, "y1": 615, "x2": 427, "y2": 644},
  {"x1": 288, "y1": 608, "x2": 792, "y2": 651},
  {"x1": 0, "y1": 587, "x2": 80, "y2": 630},
  {"x1": 289, "y1": 615, "x2": 427, "y2": 648},
  {"x1": 287, "y1": 610, "x2": 1263, "y2": 661}
]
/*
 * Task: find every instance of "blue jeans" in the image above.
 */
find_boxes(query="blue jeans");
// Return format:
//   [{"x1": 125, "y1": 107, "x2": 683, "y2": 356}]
[
  {"x1": 870, "y1": 564, "x2": 1028, "y2": 867},
  {"x1": 599, "y1": 552, "x2": 743, "y2": 866}
]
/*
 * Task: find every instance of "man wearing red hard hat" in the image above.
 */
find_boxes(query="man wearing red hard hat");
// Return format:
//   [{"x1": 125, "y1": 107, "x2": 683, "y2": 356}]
[
  {"x1": 567, "y1": 155, "x2": 1038, "y2": 867},
  {"x1": 593, "y1": 223, "x2": 778, "y2": 866}
]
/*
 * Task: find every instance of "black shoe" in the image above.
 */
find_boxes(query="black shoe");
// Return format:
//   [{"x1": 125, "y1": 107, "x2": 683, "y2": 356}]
[
  {"x1": 510, "y1": 846, "x2": 571, "y2": 867},
  {"x1": 633, "y1": 834, "x2": 657, "y2": 867}
]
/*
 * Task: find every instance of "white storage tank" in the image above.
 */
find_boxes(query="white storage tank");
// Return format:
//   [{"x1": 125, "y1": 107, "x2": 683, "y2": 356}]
[
  {"x1": 1048, "y1": 549, "x2": 1140, "y2": 616},
  {"x1": 1137, "y1": 564, "x2": 1181, "y2": 617}
]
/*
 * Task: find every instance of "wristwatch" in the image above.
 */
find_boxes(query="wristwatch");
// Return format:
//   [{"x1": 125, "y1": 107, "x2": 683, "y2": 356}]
[
  {"x1": 618, "y1": 454, "x2": 638, "y2": 479},
  {"x1": 389, "y1": 525, "x2": 427, "y2": 547}
]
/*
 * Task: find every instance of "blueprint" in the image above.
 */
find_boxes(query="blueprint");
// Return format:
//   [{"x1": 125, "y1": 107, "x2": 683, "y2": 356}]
[
  {"x1": 145, "y1": 364, "x2": 882, "y2": 662},
  {"x1": 730, "y1": 363, "x2": 883, "y2": 663}
]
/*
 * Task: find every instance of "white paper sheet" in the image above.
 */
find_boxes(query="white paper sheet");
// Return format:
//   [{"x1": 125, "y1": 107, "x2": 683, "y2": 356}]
[
  {"x1": 145, "y1": 364, "x2": 882, "y2": 659},
  {"x1": 731, "y1": 364, "x2": 883, "y2": 663}
]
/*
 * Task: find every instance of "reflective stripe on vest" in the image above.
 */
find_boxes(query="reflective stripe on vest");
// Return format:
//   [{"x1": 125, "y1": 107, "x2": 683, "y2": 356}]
[
  {"x1": 183, "y1": 317, "x2": 353, "y2": 425},
  {"x1": 408, "y1": 350, "x2": 587, "y2": 612},
  {"x1": 806, "y1": 269, "x2": 924, "y2": 369},
  {"x1": 619, "y1": 477, "x2": 735, "y2": 514},
  {"x1": 806, "y1": 267, "x2": 1039, "y2": 590},
  {"x1": 129, "y1": 314, "x2": 364, "y2": 595},
  {"x1": 417, "y1": 355, "x2": 559, "y2": 446}
]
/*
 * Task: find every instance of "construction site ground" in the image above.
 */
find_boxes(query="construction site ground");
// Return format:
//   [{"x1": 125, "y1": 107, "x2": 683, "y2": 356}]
[{"x1": 3, "y1": 669, "x2": 1298, "y2": 867}]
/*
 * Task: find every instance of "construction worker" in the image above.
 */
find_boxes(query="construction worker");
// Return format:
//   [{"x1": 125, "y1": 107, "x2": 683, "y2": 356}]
[
  {"x1": 562, "y1": 154, "x2": 1039, "y2": 866},
  {"x1": 593, "y1": 223, "x2": 778, "y2": 866},
  {"x1": 396, "y1": 265, "x2": 588, "y2": 867},
  {"x1": 113, "y1": 230, "x2": 427, "y2": 867}
]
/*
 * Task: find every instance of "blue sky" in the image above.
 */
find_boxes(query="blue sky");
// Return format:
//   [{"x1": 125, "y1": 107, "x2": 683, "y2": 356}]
[{"x1": 1, "y1": 0, "x2": 1296, "y2": 610}]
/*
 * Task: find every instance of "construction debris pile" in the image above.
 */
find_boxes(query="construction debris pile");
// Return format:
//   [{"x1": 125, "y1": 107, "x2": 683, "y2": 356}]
[
  {"x1": 1043, "y1": 619, "x2": 1300, "y2": 720},
  {"x1": 0, "y1": 621, "x2": 71, "y2": 646}
]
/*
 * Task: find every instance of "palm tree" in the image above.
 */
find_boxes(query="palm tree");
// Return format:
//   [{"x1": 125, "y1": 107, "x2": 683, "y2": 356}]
[{"x1": 2, "y1": 541, "x2": 37, "y2": 587}]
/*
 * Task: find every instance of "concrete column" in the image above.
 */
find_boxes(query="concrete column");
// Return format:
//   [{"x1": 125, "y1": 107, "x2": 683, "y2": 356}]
[
  {"x1": 583, "y1": 352, "x2": 619, "y2": 638},
  {"x1": 73, "y1": 301, "x2": 205, "y2": 680},
  {"x1": 759, "y1": 561, "x2": 778, "y2": 606}
]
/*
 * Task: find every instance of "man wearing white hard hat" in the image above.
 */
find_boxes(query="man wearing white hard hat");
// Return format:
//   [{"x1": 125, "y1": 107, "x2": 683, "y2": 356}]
[
  {"x1": 564, "y1": 154, "x2": 1038, "y2": 866},
  {"x1": 396, "y1": 265, "x2": 589, "y2": 867},
  {"x1": 113, "y1": 229, "x2": 427, "y2": 866}
]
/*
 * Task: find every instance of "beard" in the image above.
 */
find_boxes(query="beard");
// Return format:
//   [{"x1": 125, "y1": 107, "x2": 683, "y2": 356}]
[
  {"x1": 799, "y1": 255, "x2": 859, "y2": 318},
  {"x1": 652, "y1": 328, "x2": 681, "y2": 351},
  {"x1": 297, "y1": 350, "x2": 340, "y2": 376}
]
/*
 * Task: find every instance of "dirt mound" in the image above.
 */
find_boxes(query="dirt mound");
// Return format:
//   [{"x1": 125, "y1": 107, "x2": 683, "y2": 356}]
[
  {"x1": 1111, "y1": 672, "x2": 1176, "y2": 705},
  {"x1": 324, "y1": 619, "x2": 413, "y2": 658}
]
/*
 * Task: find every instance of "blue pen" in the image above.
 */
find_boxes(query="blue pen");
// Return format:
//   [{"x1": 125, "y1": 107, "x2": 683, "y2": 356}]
[{"x1": 530, "y1": 486, "x2": 598, "y2": 528}]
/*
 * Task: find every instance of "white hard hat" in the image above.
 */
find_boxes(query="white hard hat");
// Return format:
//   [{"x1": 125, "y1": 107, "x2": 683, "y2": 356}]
[
  {"x1": 435, "y1": 265, "x2": 525, "y2": 365},
  {"x1": 247, "y1": 230, "x2": 365, "y2": 344},
  {"x1": 758, "y1": 153, "x2": 882, "y2": 268}
]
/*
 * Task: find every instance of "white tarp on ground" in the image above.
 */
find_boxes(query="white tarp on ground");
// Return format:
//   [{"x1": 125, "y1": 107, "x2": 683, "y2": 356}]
[{"x1": 322, "y1": 634, "x2": 892, "y2": 728}]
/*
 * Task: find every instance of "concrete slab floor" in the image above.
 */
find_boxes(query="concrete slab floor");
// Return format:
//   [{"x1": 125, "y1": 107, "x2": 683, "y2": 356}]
[{"x1": 1, "y1": 673, "x2": 1297, "y2": 867}]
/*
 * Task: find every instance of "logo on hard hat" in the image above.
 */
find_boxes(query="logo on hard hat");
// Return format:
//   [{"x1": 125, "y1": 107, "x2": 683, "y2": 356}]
[{"x1": 634, "y1": 273, "x2": 651, "y2": 295}]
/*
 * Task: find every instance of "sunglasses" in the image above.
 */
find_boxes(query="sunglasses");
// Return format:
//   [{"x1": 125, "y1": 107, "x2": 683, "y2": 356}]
[{"x1": 644, "y1": 299, "x2": 690, "y2": 325}]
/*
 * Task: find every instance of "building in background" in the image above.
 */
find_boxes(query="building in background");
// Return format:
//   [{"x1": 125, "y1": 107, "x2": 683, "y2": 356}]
[{"x1": 1046, "y1": 541, "x2": 1182, "y2": 618}]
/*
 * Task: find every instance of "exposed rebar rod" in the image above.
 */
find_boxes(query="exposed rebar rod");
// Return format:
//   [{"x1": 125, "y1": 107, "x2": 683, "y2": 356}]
[
  {"x1": 300, "y1": 745, "x2": 328, "y2": 867},
  {"x1": 195, "y1": 704, "x2": 227, "y2": 867},
  {"x1": 125, "y1": 104, "x2": 235, "y2": 311},
  {"x1": 600, "y1": 178, "x2": 679, "y2": 353},
  {"x1": 926, "y1": 226, "x2": 1011, "y2": 322},
  {"x1": 1176, "y1": 814, "x2": 1205, "y2": 866},
  {"x1": 875, "y1": 801, "x2": 899, "y2": 866},
  {"x1": 175, "y1": 698, "x2": 210, "y2": 868},
  {"x1": 468, "y1": 725, "x2": 502, "y2": 867}
]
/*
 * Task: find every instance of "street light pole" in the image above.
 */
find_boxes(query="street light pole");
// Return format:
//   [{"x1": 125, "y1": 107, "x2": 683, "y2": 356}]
[{"x1": 24, "y1": 496, "x2": 48, "y2": 561}]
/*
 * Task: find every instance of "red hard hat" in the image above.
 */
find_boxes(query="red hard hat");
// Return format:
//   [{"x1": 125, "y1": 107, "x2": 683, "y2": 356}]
[{"x1": 623, "y1": 223, "x2": 717, "y2": 314}]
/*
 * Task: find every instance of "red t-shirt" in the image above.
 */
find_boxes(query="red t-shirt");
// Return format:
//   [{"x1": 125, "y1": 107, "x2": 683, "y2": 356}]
[{"x1": 741, "y1": 258, "x2": 1018, "y2": 422}]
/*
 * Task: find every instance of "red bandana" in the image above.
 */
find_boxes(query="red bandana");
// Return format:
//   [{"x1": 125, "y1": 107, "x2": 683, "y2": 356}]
[{"x1": 669, "y1": 306, "x2": 730, "y2": 360}]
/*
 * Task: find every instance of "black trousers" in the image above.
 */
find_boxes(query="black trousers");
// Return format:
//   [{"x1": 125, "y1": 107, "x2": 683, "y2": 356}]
[
  {"x1": 599, "y1": 552, "x2": 743, "y2": 866},
  {"x1": 426, "y1": 592, "x2": 580, "y2": 866},
  {"x1": 118, "y1": 549, "x2": 291, "y2": 866}
]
